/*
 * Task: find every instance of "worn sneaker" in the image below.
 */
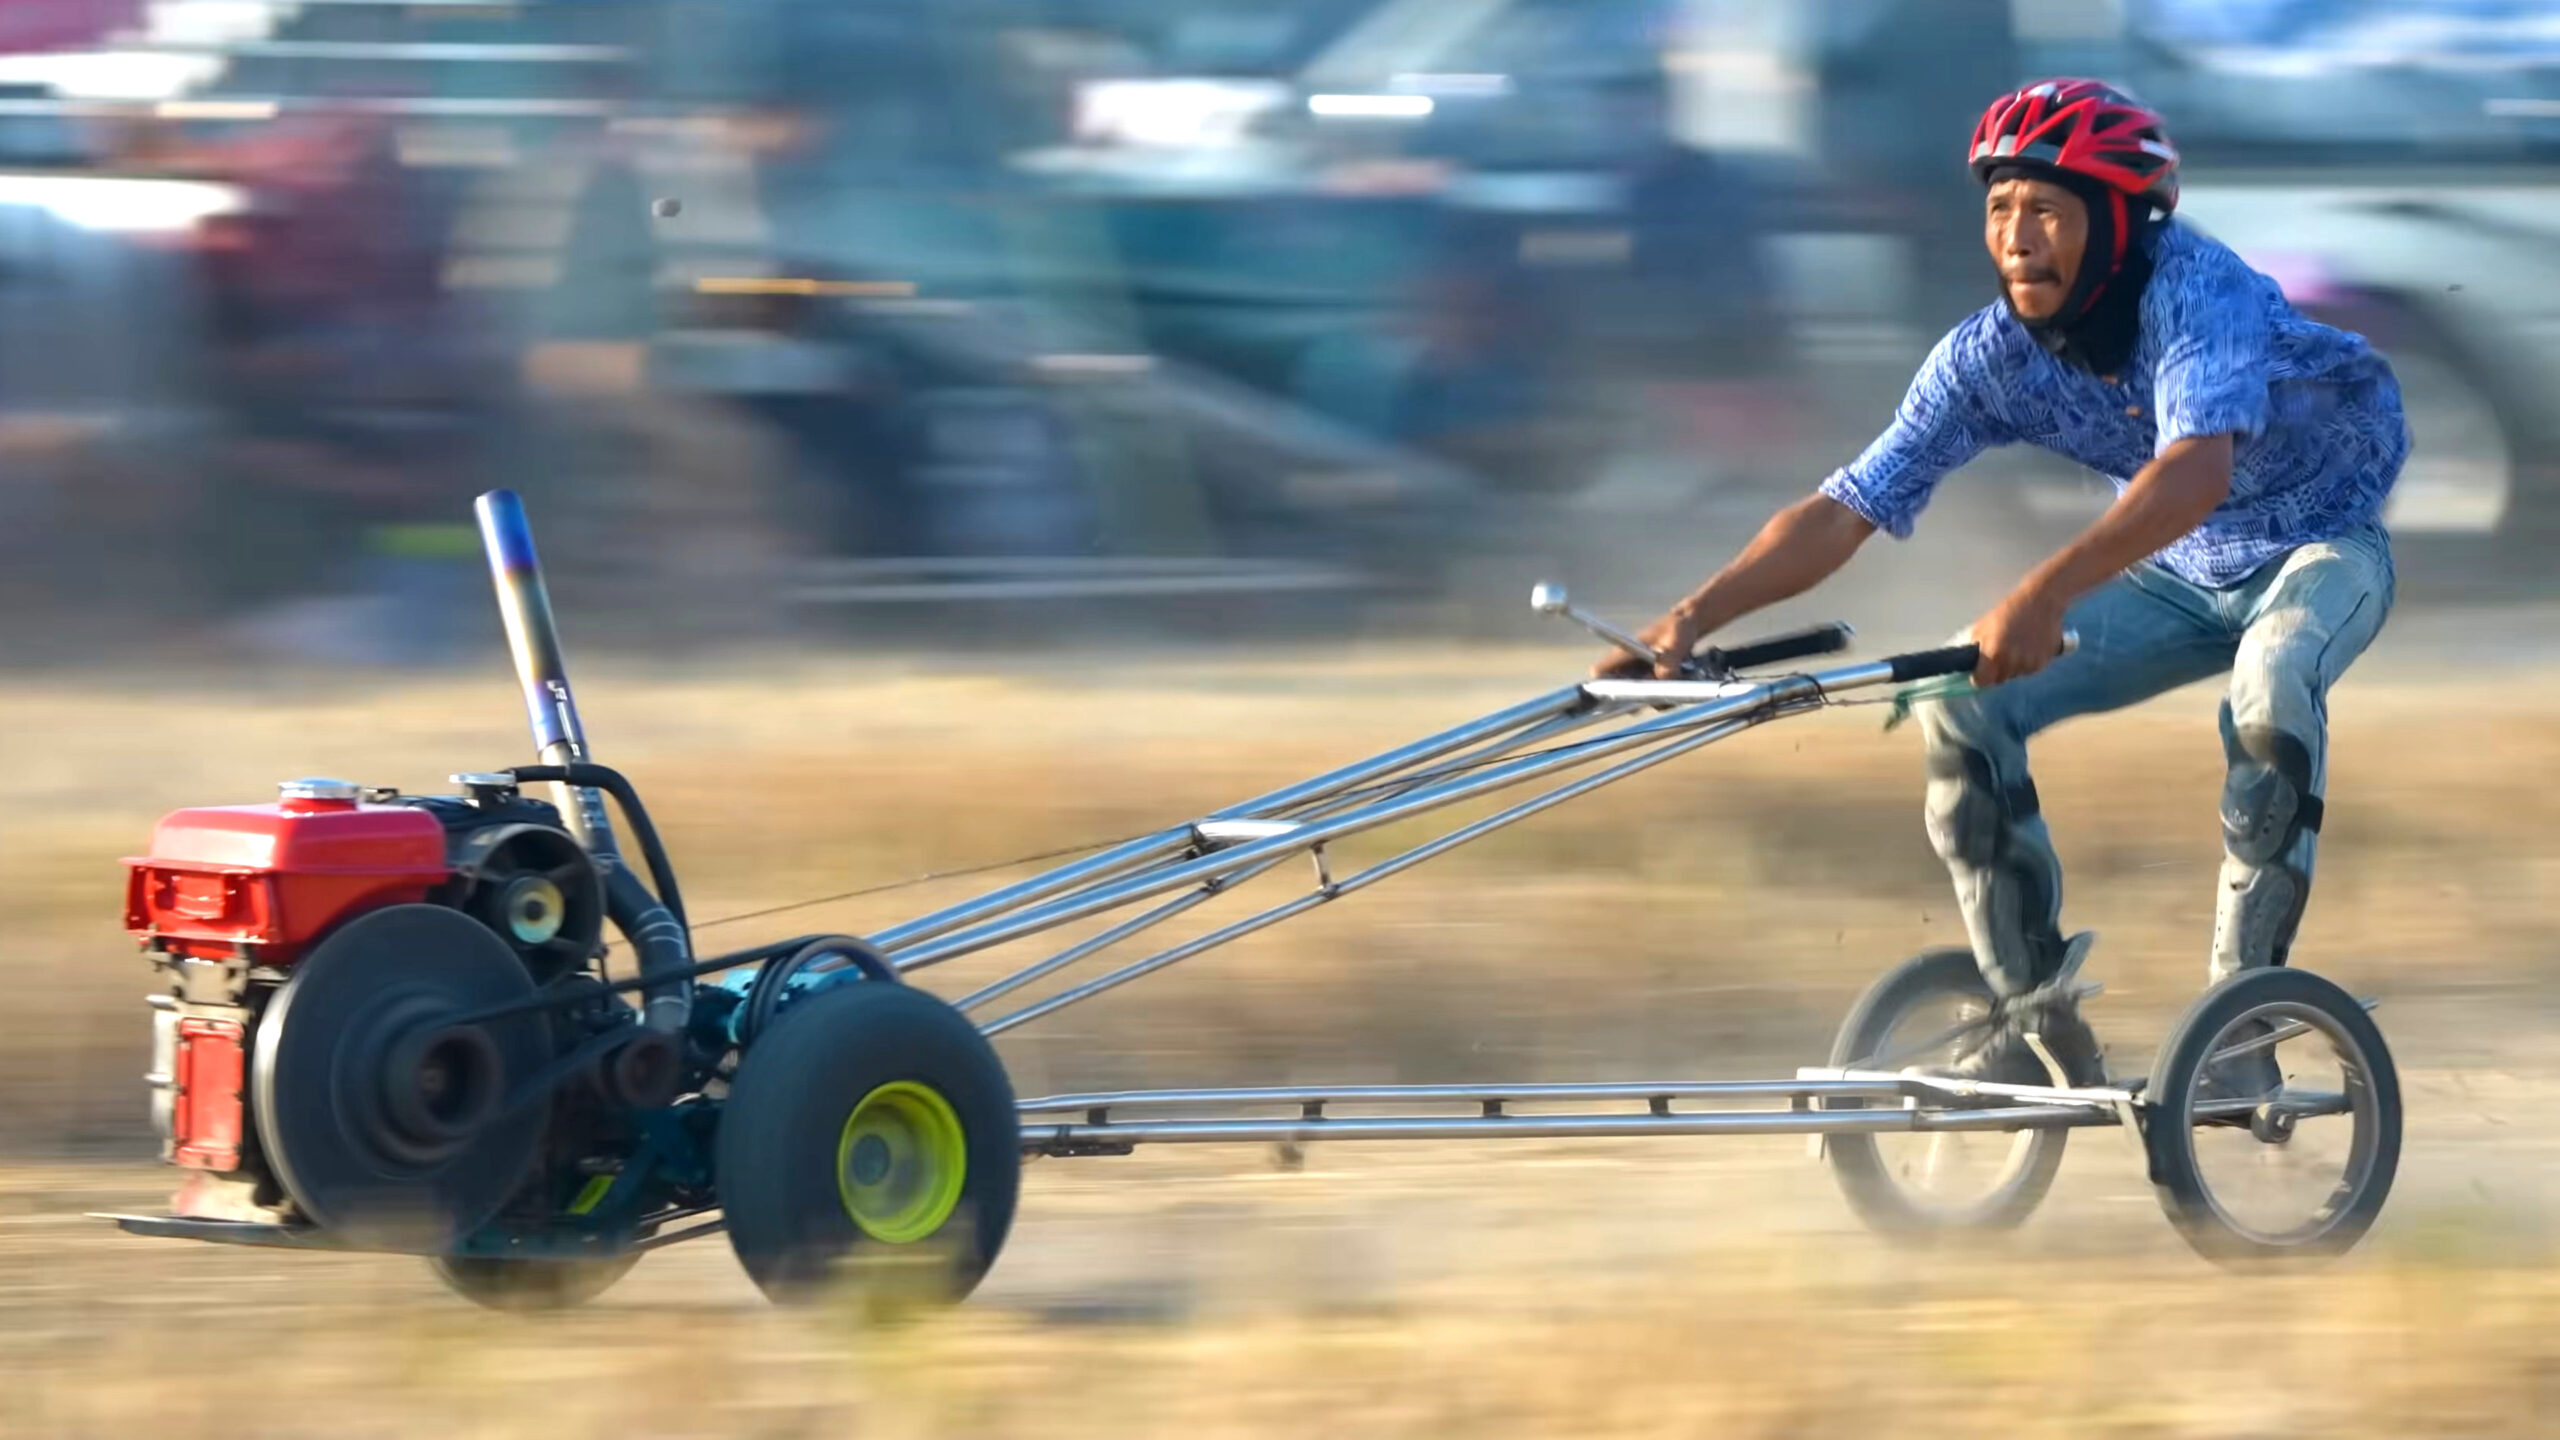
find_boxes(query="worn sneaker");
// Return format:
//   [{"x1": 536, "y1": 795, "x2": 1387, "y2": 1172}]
[
  {"x1": 2196, "y1": 1016, "x2": 2285, "y2": 1104},
  {"x1": 1938, "y1": 995, "x2": 2107, "y2": 1090}
]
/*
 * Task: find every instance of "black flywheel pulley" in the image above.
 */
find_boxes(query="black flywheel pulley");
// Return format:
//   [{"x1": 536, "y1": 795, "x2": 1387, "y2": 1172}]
[{"x1": 252, "y1": 904, "x2": 552, "y2": 1250}]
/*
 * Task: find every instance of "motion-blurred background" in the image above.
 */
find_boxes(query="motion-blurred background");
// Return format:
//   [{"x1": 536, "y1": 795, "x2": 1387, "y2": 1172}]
[
  {"x1": 8, "y1": 5, "x2": 2560, "y2": 1437},
  {"x1": 4, "y1": 0, "x2": 2558, "y2": 666}
]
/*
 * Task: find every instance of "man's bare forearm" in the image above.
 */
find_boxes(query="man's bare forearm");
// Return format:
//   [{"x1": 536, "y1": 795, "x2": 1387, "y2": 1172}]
[
  {"x1": 1593, "y1": 492, "x2": 1877, "y2": 678},
  {"x1": 1674, "y1": 494, "x2": 1876, "y2": 634},
  {"x1": 2015, "y1": 433, "x2": 2234, "y2": 611}
]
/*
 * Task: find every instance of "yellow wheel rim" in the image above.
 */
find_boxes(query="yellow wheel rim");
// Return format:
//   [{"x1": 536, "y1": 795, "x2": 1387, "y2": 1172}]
[{"x1": 835, "y1": 1081, "x2": 967, "y2": 1244}]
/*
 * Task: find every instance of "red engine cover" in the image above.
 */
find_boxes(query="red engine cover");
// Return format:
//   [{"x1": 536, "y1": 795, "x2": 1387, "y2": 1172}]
[
  {"x1": 170, "y1": 1017, "x2": 247, "y2": 1171},
  {"x1": 123, "y1": 786, "x2": 450, "y2": 966}
]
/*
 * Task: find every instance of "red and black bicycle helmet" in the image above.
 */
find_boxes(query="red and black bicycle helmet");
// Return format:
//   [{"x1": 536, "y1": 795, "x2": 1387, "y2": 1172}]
[{"x1": 1968, "y1": 78, "x2": 2179, "y2": 215}]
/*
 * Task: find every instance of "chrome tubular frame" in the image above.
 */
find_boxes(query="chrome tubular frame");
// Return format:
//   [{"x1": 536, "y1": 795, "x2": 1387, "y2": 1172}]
[
  {"x1": 867, "y1": 684, "x2": 1596, "y2": 957},
  {"x1": 854, "y1": 659, "x2": 1914, "y2": 1039},
  {"x1": 835, "y1": 633, "x2": 2162, "y2": 1155},
  {"x1": 560, "y1": 538, "x2": 2103, "y2": 1154}
]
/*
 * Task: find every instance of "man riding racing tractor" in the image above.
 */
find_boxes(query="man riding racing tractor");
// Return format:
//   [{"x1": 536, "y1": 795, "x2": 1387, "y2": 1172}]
[{"x1": 1598, "y1": 79, "x2": 2407, "y2": 1091}]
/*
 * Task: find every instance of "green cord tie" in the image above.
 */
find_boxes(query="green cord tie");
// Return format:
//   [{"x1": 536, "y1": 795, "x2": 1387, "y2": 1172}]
[{"x1": 1880, "y1": 674, "x2": 1978, "y2": 732}]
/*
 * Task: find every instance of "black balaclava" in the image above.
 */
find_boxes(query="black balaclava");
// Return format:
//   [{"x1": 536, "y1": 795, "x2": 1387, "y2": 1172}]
[{"x1": 1986, "y1": 159, "x2": 2161, "y2": 376}]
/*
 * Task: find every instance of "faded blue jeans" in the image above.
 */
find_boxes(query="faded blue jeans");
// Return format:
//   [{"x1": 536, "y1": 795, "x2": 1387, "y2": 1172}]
[{"x1": 1915, "y1": 519, "x2": 2397, "y2": 998}]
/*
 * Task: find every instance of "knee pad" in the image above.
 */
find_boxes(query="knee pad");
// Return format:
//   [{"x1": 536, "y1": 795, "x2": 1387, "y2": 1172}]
[
  {"x1": 2221, "y1": 726, "x2": 2322, "y2": 867},
  {"x1": 1924, "y1": 744, "x2": 2062, "y2": 991},
  {"x1": 2214, "y1": 860, "x2": 2311, "y2": 975}
]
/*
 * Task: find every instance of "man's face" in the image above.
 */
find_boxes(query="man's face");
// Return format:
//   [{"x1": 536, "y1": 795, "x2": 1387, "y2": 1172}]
[{"x1": 1985, "y1": 176, "x2": 2087, "y2": 321}]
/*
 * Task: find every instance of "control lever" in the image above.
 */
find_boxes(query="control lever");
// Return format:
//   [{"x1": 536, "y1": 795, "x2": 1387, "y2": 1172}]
[{"x1": 1530, "y1": 583, "x2": 1683, "y2": 675}]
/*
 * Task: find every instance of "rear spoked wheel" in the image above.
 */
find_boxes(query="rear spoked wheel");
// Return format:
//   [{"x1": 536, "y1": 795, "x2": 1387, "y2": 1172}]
[
  {"x1": 2142, "y1": 966, "x2": 2399, "y2": 1266},
  {"x1": 716, "y1": 982, "x2": 1020, "y2": 1312},
  {"x1": 1822, "y1": 948, "x2": 2067, "y2": 1240}
]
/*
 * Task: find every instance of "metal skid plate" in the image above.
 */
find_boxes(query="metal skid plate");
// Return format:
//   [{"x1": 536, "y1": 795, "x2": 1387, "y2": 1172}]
[
  {"x1": 95, "y1": 1214, "x2": 361, "y2": 1253},
  {"x1": 94, "y1": 1210, "x2": 722, "y2": 1260}
]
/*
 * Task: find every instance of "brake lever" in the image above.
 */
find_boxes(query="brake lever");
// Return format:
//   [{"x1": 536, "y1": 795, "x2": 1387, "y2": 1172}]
[{"x1": 1531, "y1": 582, "x2": 1668, "y2": 673}]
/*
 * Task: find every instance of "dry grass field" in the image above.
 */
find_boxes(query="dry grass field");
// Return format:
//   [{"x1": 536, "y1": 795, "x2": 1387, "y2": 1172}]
[{"x1": 5, "y1": 643, "x2": 2558, "y2": 1437}]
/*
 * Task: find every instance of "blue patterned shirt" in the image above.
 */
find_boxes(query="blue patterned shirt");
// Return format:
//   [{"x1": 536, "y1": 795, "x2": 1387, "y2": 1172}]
[{"x1": 1818, "y1": 220, "x2": 2408, "y2": 589}]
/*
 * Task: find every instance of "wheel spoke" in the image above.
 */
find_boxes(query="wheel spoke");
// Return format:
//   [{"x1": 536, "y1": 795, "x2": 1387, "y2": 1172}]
[
  {"x1": 2204, "y1": 1017, "x2": 2313, "y2": 1068},
  {"x1": 1853, "y1": 1011, "x2": 1997, "y2": 1073}
]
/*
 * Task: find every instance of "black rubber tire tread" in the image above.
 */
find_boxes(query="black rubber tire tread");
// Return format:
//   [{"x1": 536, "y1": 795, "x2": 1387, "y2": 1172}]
[
  {"x1": 2142, "y1": 965, "x2": 2400, "y2": 1267},
  {"x1": 429, "y1": 1253, "x2": 640, "y2": 1312},
  {"x1": 715, "y1": 982, "x2": 1020, "y2": 1309},
  {"x1": 1822, "y1": 948, "x2": 2067, "y2": 1240}
]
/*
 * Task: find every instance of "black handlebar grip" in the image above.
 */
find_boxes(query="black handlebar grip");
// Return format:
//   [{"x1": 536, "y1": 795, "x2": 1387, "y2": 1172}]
[
  {"x1": 1886, "y1": 644, "x2": 1981, "y2": 682},
  {"x1": 1697, "y1": 622, "x2": 1855, "y2": 674}
]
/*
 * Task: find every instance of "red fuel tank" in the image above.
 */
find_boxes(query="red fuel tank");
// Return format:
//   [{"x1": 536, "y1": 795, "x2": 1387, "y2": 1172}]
[{"x1": 123, "y1": 778, "x2": 451, "y2": 966}]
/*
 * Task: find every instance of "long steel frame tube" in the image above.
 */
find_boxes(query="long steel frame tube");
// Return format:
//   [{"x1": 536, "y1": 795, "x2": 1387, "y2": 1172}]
[
  {"x1": 907, "y1": 720, "x2": 1528, "y2": 979},
  {"x1": 973, "y1": 714, "x2": 1761, "y2": 1035},
  {"x1": 933, "y1": 702, "x2": 1642, "y2": 1017},
  {"x1": 976, "y1": 889, "x2": 1333, "y2": 1036},
  {"x1": 1268, "y1": 700, "x2": 1643, "y2": 825},
  {"x1": 1016, "y1": 1072, "x2": 2141, "y2": 1119},
  {"x1": 1019, "y1": 1105, "x2": 2121, "y2": 1149},
  {"x1": 866, "y1": 829, "x2": 1202, "y2": 954},
  {"x1": 1021, "y1": 1080, "x2": 1925, "y2": 1111},
  {"x1": 1207, "y1": 685, "x2": 1596, "y2": 821},
  {"x1": 949, "y1": 856, "x2": 1291, "y2": 1014},
  {"x1": 865, "y1": 659, "x2": 1903, "y2": 1040},
  {"x1": 867, "y1": 687, "x2": 1590, "y2": 957},
  {"x1": 894, "y1": 681, "x2": 1813, "y2": 977}
]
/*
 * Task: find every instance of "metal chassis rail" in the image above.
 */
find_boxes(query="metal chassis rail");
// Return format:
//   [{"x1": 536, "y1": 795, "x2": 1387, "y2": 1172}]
[{"x1": 1014, "y1": 1075, "x2": 2136, "y2": 1157}]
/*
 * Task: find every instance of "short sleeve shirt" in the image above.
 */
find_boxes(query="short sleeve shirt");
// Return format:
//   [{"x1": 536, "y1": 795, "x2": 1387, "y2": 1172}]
[{"x1": 1817, "y1": 221, "x2": 2409, "y2": 589}]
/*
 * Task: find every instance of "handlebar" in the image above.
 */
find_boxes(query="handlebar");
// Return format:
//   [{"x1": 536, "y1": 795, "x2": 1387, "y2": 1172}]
[
  {"x1": 1697, "y1": 622, "x2": 1855, "y2": 677},
  {"x1": 1881, "y1": 630, "x2": 2080, "y2": 682},
  {"x1": 1529, "y1": 581, "x2": 2077, "y2": 690},
  {"x1": 1885, "y1": 643, "x2": 1982, "y2": 682}
]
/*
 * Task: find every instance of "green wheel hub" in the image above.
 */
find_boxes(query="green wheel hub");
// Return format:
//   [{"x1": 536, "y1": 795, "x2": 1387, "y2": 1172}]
[{"x1": 834, "y1": 1080, "x2": 968, "y2": 1243}]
